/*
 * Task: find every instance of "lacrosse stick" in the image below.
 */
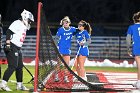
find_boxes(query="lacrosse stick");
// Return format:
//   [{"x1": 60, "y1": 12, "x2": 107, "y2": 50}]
[
  {"x1": 23, "y1": 65, "x2": 34, "y2": 83},
  {"x1": 71, "y1": 46, "x2": 81, "y2": 70}
]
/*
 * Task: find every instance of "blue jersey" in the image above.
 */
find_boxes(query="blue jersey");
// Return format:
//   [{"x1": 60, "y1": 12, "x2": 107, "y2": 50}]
[
  {"x1": 127, "y1": 24, "x2": 140, "y2": 48},
  {"x1": 75, "y1": 30, "x2": 90, "y2": 56},
  {"x1": 56, "y1": 26, "x2": 76, "y2": 49},
  {"x1": 76, "y1": 30, "x2": 90, "y2": 46},
  {"x1": 127, "y1": 23, "x2": 140, "y2": 55}
]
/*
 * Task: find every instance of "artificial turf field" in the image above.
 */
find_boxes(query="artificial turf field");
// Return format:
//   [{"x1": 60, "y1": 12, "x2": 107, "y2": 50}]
[{"x1": 0, "y1": 64, "x2": 138, "y2": 93}]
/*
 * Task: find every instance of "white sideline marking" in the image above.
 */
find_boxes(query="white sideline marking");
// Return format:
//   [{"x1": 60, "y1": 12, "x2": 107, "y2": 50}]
[
  {"x1": 72, "y1": 83, "x2": 89, "y2": 89},
  {"x1": 99, "y1": 72, "x2": 137, "y2": 89}
]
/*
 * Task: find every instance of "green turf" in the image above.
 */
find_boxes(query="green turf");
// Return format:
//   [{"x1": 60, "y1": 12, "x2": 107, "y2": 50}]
[
  {"x1": 0, "y1": 65, "x2": 34, "y2": 93},
  {"x1": 0, "y1": 64, "x2": 137, "y2": 93}
]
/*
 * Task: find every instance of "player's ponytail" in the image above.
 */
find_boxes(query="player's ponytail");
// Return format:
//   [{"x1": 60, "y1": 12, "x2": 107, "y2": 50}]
[
  {"x1": 133, "y1": 11, "x2": 140, "y2": 23},
  {"x1": 85, "y1": 22, "x2": 92, "y2": 35}
]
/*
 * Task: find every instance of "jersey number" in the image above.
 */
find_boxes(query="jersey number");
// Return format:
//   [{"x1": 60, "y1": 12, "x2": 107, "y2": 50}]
[
  {"x1": 66, "y1": 36, "x2": 70, "y2": 40},
  {"x1": 20, "y1": 33, "x2": 26, "y2": 42}
]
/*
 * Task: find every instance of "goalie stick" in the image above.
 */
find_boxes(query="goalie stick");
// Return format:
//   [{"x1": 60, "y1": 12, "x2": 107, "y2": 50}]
[{"x1": 23, "y1": 65, "x2": 34, "y2": 84}]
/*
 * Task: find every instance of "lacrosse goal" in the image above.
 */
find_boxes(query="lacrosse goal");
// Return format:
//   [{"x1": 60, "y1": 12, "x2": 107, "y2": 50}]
[{"x1": 34, "y1": 2, "x2": 125, "y2": 92}]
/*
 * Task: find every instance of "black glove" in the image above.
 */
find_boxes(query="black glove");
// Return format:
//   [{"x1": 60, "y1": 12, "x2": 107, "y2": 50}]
[{"x1": 4, "y1": 43, "x2": 11, "y2": 52}]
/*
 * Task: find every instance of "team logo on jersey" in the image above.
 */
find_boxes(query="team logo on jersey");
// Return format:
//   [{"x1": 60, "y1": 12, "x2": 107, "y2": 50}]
[{"x1": 64, "y1": 32, "x2": 72, "y2": 35}]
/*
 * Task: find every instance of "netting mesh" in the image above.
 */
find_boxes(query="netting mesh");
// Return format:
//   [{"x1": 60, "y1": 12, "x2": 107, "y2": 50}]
[{"x1": 35, "y1": 3, "x2": 126, "y2": 92}]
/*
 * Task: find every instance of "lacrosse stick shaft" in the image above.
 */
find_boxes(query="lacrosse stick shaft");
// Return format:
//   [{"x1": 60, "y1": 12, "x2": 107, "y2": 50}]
[
  {"x1": 71, "y1": 46, "x2": 81, "y2": 70},
  {"x1": 23, "y1": 65, "x2": 33, "y2": 78}
]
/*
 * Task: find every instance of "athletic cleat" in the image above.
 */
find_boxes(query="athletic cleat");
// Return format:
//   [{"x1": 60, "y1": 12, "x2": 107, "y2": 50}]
[
  {"x1": 54, "y1": 74, "x2": 60, "y2": 82},
  {"x1": 0, "y1": 83, "x2": 12, "y2": 91},
  {"x1": 133, "y1": 80, "x2": 140, "y2": 89},
  {"x1": 73, "y1": 76, "x2": 77, "y2": 81},
  {"x1": 64, "y1": 76, "x2": 69, "y2": 83},
  {"x1": 16, "y1": 84, "x2": 29, "y2": 91},
  {"x1": 54, "y1": 77, "x2": 60, "y2": 82},
  {"x1": 73, "y1": 77, "x2": 79, "y2": 82}
]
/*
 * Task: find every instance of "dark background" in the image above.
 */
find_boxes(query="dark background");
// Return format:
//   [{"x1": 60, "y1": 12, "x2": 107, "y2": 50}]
[{"x1": 0, "y1": 0, "x2": 140, "y2": 36}]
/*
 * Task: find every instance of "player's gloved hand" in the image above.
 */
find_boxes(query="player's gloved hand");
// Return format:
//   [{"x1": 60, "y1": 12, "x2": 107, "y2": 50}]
[
  {"x1": 79, "y1": 39, "x2": 86, "y2": 46},
  {"x1": 4, "y1": 43, "x2": 11, "y2": 52},
  {"x1": 79, "y1": 42, "x2": 84, "y2": 46}
]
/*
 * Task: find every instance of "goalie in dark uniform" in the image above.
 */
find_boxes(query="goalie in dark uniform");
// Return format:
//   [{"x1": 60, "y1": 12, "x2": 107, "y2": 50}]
[{"x1": 0, "y1": 10, "x2": 34, "y2": 91}]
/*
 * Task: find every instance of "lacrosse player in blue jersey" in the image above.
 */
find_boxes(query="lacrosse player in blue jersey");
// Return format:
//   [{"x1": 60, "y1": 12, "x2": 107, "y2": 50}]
[
  {"x1": 126, "y1": 11, "x2": 140, "y2": 89},
  {"x1": 54, "y1": 16, "x2": 76, "y2": 82},
  {"x1": 74, "y1": 20, "x2": 92, "y2": 81}
]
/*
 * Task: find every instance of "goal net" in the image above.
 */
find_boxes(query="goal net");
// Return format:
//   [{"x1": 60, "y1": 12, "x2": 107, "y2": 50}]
[{"x1": 34, "y1": 2, "x2": 125, "y2": 92}]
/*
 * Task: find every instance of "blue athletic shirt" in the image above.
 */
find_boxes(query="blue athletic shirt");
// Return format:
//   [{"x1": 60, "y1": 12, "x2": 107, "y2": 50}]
[
  {"x1": 76, "y1": 30, "x2": 90, "y2": 47},
  {"x1": 75, "y1": 30, "x2": 90, "y2": 56},
  {"x1": 127, "y1": 24, "x2": 140, "y2": 49},
  {"x1": 56, "y1": 26, "x2": 76, "y2": 49}
]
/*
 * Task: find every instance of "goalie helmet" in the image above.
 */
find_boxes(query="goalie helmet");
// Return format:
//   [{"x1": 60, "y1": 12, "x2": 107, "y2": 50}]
[{"x1": 21, "y1": 9, "x2": 34, "y2": 30}]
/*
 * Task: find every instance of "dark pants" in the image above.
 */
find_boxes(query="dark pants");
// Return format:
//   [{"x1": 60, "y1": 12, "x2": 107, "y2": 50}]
[{"x1": 3, "y1": 43, "x2": 23, "y2": 82}]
